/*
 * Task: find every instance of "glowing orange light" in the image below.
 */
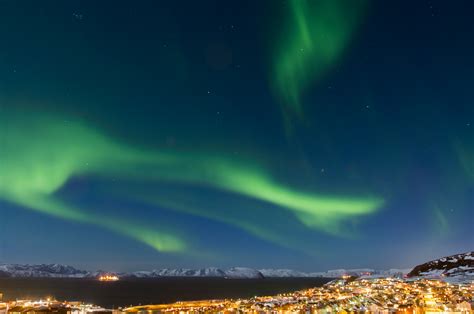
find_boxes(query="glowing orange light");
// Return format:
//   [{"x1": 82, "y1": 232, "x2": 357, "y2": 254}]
[{"x1": 98, "y1": 275, "x2": 119, "y2": 281}]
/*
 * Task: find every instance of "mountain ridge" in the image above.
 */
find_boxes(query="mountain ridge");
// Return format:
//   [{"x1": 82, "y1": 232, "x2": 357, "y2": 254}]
[
  {"x1": 1, "y1": 252, "x2": 471, "y2": 280},
  {"x1": 407, "y1": 251, "x2": 474, "y2": 281},
  {"x1": 0, "y1": 263, "x2": 407, "y2": 279}
]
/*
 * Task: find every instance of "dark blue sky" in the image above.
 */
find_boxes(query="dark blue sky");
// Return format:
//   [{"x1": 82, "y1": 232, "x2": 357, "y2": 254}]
[{"x1": 0, "y1": 0, "x2": 472, "y2": 272}]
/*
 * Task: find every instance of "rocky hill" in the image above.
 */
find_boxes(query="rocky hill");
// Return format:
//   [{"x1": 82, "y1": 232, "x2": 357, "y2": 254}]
[{"x1": 407, "y1": 251, "x2": 474, "y2": 280}]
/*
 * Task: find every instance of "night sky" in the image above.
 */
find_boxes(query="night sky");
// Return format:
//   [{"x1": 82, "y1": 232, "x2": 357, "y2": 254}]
[{"x1": 0, "y1": 0, "x2": 472, "y2": 272}]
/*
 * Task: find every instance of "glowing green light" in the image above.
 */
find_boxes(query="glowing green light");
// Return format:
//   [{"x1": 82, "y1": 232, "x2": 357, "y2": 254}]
[
  {"x1": 0, "y1": 109, "x2": 382, "y2": 252},
  {"x1": 457, "y1": 144, "x2": 474, "y2": 179},
  {"x1": 0, "y1": 111, "x2": 185, "y2": 252},
  {"x1": 272, "y1": 0, "x2": 367, "y2": 126}
]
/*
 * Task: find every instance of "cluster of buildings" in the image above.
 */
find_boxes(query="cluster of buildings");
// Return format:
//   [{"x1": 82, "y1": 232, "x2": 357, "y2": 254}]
[
  {"x1": 0, "y1": 277, "x2": 472, "y2": 313},
  {"x1": 0, "y1": 299, "x2": 113, "y2": 314},
  {"x1": 125, "y1": 277, "x2": 474, "y2": 313}
]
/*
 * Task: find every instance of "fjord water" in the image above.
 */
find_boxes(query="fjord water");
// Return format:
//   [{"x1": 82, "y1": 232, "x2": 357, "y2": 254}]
[{"x1": 0, "y1": 277, "x2": 332, "y2": 308}]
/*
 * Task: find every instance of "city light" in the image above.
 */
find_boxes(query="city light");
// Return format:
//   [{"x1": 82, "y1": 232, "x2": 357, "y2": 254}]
[
  {"x1": 98, "y1": 275, "x2": 120, "y2": 282},
  {"x1": 123, "y1": 277, "x2": 474, "y2": 313},
  {"x1": 1, "y1": 277, "x2": 472, "y2": 313}
]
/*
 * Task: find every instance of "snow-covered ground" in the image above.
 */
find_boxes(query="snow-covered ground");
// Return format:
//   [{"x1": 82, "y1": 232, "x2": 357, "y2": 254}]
[{"x1": 406, "y1": 251, "x2": 474, "y2": 283}]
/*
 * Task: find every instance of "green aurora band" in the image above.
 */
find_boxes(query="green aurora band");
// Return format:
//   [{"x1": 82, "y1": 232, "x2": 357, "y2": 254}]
[
  {"x1": 458, "y1": 145, "x2": 474, "y2": 180},
  {"x1": 272, "y1": 0, "x2": 367, "y2": 124},
  {"x1": 0, "y1": 110, "x2": 383, "y2": 252}
]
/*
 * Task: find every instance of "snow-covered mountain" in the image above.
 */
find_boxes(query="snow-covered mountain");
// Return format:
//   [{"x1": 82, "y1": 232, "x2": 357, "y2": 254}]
[
  {"x1": 130, "y1": 267, "x2": 245, "y2": 278},
  {"x1": 4, "y1": 257, "x2": 469, "y2": 280},
  {"x1": 259, "y1": 268, "x2": 318, "y2": 278},
  {"x1": 131, "y1": 267, "x2": 263, "y2": 279},
  {"x1": 0, "y1": 265, "x2": 268, "y2": 279},
  {"x1": 0, "y1": 264, "x2": 90, "y2": 278},
  {"x1": 0, "y1": 264, "x2": 332, "y2": 279},
  {"x1": 260, "y1": 268, "x2": 410, "y2": 278},
  {"x1": 225, "y1": 267, "x2": 265, "y2": 279},
  {"x1": 407, "y1": 251, "x2": 474, "y2": 281}
]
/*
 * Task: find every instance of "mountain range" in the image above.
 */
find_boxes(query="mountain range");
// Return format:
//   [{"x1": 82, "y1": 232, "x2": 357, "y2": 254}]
[
  {"x1": 0, "y1": 251, "x2": 471, "y2": 280},
  {"x1": 0, "y1": 264, "x2": 409, "y2": 279}
]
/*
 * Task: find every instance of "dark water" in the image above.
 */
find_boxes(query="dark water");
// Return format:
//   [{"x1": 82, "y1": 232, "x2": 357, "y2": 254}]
[{"x1": 0, "y1": 277, "x2": 331, "y2": 308}]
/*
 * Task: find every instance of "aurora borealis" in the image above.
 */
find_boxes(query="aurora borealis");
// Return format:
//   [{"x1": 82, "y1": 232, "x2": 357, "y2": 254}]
[
  {"x1": 272, "y1": 0, "x2": 366, "y2": 127},
  {"x1": 0, "y1": 110, "x2": 381, "y2": 253},
  {"x1": 0, "y1": 0, "x2": 473, "y2": 271}
]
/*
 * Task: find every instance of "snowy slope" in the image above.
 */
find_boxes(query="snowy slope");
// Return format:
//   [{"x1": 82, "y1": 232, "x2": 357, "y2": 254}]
[
  {"x1": 225, "y1": 267, "x2": 264, "y2": 279},
  {"x1": 259, "y1": 269, "x2": 316, "y2": 278},
  {"x1": 0, "y1": 264, "x2": 90, "y2": 278},
  {"x1": 131, "y1": 267, "x2": 227, "y2": 278},
  {"x1": 407, "y1": 251, "x2": 474, "y2": 281}
]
